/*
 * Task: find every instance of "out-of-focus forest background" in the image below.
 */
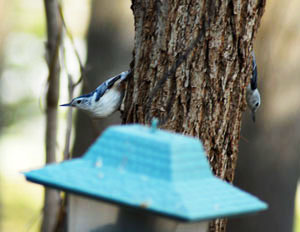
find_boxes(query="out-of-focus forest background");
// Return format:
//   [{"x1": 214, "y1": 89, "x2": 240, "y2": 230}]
[{"x1": 0, "y1": 0, "x2": 299, "y2": 232}]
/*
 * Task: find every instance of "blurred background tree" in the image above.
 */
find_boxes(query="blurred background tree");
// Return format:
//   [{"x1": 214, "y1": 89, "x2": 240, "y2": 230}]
[
  {"x1": 42, "y1": 0, "x2": 62, "y2": 231},
  {"x1": 0, "y1": 0, "x2": 300, "y2": 232}
]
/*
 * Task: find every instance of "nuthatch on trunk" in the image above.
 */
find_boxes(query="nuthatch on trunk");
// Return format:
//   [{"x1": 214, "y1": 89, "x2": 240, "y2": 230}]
[
  {"x1": 60, "y1": 70, "x2": 130, "y2": 118},
  {"x1": 246, "y1": 52, "x2": 261, "y2": 122}
]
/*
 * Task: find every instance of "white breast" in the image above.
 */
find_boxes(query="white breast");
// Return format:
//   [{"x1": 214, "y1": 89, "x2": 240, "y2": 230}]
[{"x1": 90, "y1": 88, "x2": 123, "y2": 118}]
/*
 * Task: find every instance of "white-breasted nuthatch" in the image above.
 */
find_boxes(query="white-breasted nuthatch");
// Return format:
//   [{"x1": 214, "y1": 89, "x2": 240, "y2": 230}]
[
  {"x1": 60, "y1": 70, "x2": 130, "y2": 118},
  {"x1": 246, "y1": 52, "x2": 261, "y2": 122}
]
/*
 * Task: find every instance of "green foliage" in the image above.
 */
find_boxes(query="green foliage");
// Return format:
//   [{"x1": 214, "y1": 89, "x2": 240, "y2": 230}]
[
  {"x1": 294, "y1": 187, "x2": 300, "y2": 232},
  {"x1": 8, "y1": 0, "x2": 46, "y2": 37},
  {"x1": 0, "y1": 98, "x2": 41, "y2": 129},
  {"x1": 1, "y1": 177, "x2": 42, "y2": 232}
]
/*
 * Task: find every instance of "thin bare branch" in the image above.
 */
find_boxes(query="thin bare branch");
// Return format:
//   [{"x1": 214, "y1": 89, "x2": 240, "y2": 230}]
[
  {"x1": 57, "y1": 3, "x2": 86, "y2": 87},
  {"x1": 60, "y1": 39, "x2": 74, "y2": 160},
  {"x1": 63, "y1": 74, "x2": 74, "y2": 160},
  {"x1": 58, "y1": 3, "x2": 86, "y2": 160}
]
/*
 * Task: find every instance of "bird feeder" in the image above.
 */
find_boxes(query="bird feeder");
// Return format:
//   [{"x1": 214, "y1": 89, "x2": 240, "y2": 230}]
[{"x1": 24, "y1": 121, "x2": 267, "y2": 232}]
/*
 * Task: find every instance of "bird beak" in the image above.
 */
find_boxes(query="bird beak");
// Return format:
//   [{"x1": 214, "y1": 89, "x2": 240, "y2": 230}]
[
  {"x1": 60, "y1": 103, "x2": 72, "y2": 107},
  {"x1": 252, "y1": 112, "x2": 256, "y2": 123}
]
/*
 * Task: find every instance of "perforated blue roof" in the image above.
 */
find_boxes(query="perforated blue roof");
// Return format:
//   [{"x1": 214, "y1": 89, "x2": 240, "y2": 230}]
[{"x1": 24, "y1": 124, "x2": 267, "y2": 221}]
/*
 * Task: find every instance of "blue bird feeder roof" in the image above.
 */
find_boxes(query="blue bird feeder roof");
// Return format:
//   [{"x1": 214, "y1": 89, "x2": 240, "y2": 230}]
[{"x1": 24, "y1": 123, "x2": 267, "y2": 221}]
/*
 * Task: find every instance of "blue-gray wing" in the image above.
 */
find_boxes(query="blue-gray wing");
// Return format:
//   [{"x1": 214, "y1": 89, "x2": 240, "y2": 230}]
[
  {"x1": 251, "y1": 52, "x2": 258, "y2": 90},
  {"x1": 94, "y1": 74, "x2": 122, "y2": 102},
  {"x1": 76, "y1": 71, "x2": 130, "y2": 102}
]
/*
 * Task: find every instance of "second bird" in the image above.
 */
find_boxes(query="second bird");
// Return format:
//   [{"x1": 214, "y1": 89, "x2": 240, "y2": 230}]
[
  {"x1": 60, "y1": 70, "x2": 130, "y2": 118},
  {"x1": 246, "y1": 52, "x2": 261, "y2": 122}
]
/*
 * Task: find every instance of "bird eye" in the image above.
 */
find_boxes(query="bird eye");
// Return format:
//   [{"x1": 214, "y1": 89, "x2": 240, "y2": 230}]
[
  {"x1": 77, "y1": 100, "x2": 82, "y2": 104},
  {"x1": 255, "y1": 102, "x2": 259, "y2": 107}
]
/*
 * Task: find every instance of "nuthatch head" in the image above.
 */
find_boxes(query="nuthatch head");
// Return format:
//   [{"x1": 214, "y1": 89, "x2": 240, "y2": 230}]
[
  {"x1": 60, "y1": 70, "x2": 130, "y2": 118},
  {"x1": 246, "y1": 52, "x2": 261, "y2": 122}
]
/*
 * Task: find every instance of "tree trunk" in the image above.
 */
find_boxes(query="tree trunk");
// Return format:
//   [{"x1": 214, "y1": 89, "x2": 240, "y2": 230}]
[
  {"x1": 123, "y1": 1, "x2": 266, "y2": 231},
  {"x1": 43, "y1": 0, "x2": 62, "y2": 231}
]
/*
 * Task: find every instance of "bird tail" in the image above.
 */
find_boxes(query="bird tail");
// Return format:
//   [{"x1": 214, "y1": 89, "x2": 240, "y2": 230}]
[{"x1": 120, "y1": 70, "x2": 132, "y2": 81}]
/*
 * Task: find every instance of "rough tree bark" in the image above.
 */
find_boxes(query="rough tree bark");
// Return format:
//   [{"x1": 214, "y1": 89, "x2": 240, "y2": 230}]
[
  {"x1": 43, "y1": 0, "x2": 62, "y2": 231},
  {"x1": 122, "y1": 1, "x2": 266, "y2": 231}
]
